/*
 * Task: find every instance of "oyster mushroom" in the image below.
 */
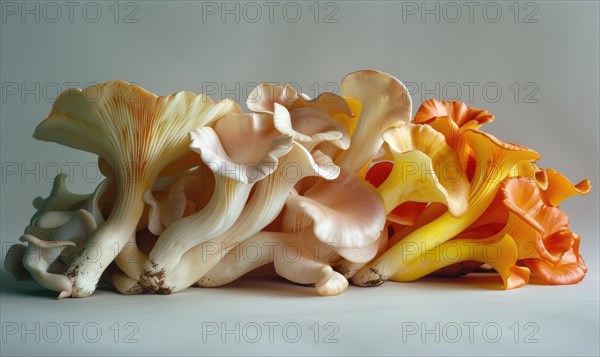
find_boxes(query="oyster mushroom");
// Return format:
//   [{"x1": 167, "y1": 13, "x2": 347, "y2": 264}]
[
  {"x1": 247, "y1": 83, "x2": 353, "y2": 160},
  {"x1": 353, "y1": 130, "x2": 540, "y2": 286},
  {"x1": 199, "y1": 169, "x2": 386, "y2": 296},
  {"x1": 140, "y1": 112, "x2": 293, "y2": 293},
  {"x1": 143, "y1": 168, "x2": 215, "y2": 236},
  {"x1": 246, "y1": 83, "x2": 352, "y2": 119},
  {"x1": 413, "y1": 98, "x2": 494, "y2": 172},
  {"x1": 19, "y1": 235, "x2": 77, "y2": 299},
  {"x1": 148, "y1": 146, "x2": 339, "y2": 293},
  {"x1": 273, "y1": 103, "x2": 350, "y2": 152},
  {"x1": 31, "y1": 173, "x2": 90, "y2": 221},
  {"x1": 376, "y1": 123, "x2": 470, "y2": 217},
  {"x1": 5, "y1": 176, "x2": 109, "y2": 296},
  {"x1": 334, "y1": 70, "x2": 412, "y2": 173},
  {"x1": 33, "y1": 80, "x2": 238, "y2": 297}
]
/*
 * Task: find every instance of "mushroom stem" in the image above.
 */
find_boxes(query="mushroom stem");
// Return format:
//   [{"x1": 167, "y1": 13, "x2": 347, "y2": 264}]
[
  {"x1": 65, "y1": 181, "x2": 146, "y2": 297},
  {"x1": 197, "y1": 229, "x2": 351, "y2": 295},
  {"x1": 157, "y1": 144, "x2": 333, "y2": 292},
  {"x1": 113, "y1": 233, "x2": 146, "y2": 281},
  {"x1": 141, "y1": 177, "x2": 253, "y2": 292},
  {"x1": 197, "y1": 231, "x2": 289, "y2": 287},
  {"x1": 353, "y1": 183, "x2": 494, "y2": 286},
  {"x1": 166, "y1": 183, "x2": 286, "y2": 291},
  {"x1": 336, "y1": 260, "x2": 366, "y2": 279},
  {"x1": 272, "y1": 231, "x2": 349, "y2": 296},
  {"x1": 139, "y1": 113, "x2": 294, "y2": 293},
  {"x1": 109, "y1": 269, "x2": 145, "y2": 295},
  {"x1": 352, "y1": 130, "x2": 540, "y2": 286},
  {"x1": 29, "y1": 81, "x2": 241, "y2": 297},
  {"x1": 335, "y1": 226, "x2": 389, "y2": 279},
  {"x1": 390, "y1": 219, "x2": 530, "y2": 289}
]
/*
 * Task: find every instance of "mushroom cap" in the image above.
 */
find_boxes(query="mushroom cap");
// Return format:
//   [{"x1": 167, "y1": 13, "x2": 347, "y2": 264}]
[
  {"x1": 285, "y1": 169, "x2": 386, "y2": 249},
  {"x1": 273, "y1": 103, "x2": 350, "y2": 150},
  {"x1": 540, "y1": 169, "x2": 591, "y2": 207},
  {"x1": 20, "y1": 234, "x2": 77, "y2": 298},
  {"x1": 189, "y1": 113, "x2": 293, "y2": 184},
  {"x1": 34, "y1": 80, "x2": 240, "y2": 184},
  {"x1": 414, "y1": 99, "x2": 494, "y2": 128},
  {"x1": 144, "y1": 172, "x2": 212, "y2": 235},
  {"x1": 247, "y1": 83, "x2": 352, "y2": 118},
  {"x1": 335, "y1": 70, "x2": 412, "y2": 172},
  {"x1": 381, "y1": 123, "x2": 471, "y2": 217},
  {"x1": 31, "y1": 174, "x2": 90, "y2": 223},
  {"x1": 462, "y1": 129, "x2": 540, "y2": 193}
]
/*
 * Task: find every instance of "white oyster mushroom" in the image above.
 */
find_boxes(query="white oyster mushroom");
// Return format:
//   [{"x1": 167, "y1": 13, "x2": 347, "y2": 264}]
[
  {"x1": 4, "y1": 178, "x2": 110, "y2": 298},
  {"x1": 33, "y1": 80, "x2": 239, "y2": 297},
  {"x1": 272, "y1": 103, "x2": 350, "y2": 151},
  {"x1": 140, "y1": 112, "x2": 293, "y2": 293},
  {"x1": 20, "y1": 235, "x2": 76, "y2": 300},
  {"x1": 147, "y1": 146, "x2": 339, "y2": 294},
  {"x1": 335, "y1": 70, "x2": 412, "y2": 173},
  {"x1": 199, "y1": 169, "x2": 386, "y2": 296},
  {"x1": 143, "y1": 169, "x2": 214, "y2": 236}
]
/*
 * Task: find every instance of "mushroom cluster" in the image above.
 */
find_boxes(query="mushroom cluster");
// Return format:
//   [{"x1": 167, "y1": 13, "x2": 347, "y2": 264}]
[{"x1": 4, "y1": 70, "x2": 591, "y2": 299}]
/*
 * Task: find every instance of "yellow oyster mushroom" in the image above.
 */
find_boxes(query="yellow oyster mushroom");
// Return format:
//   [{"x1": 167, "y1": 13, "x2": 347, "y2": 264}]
[
  {"x1": 377, "y1": 123, "x2": 470, "y2": 217},
  {"x1": 353, "y1": 130, "x2": 540, "y2": 286}
]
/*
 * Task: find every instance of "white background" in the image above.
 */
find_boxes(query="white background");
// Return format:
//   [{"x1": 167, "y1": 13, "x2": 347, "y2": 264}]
[{"x1": 1, "y1": 1, "x2": 598, "y2": 356}]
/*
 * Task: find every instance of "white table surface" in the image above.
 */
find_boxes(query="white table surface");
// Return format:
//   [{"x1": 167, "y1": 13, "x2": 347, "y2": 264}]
[{"x1": 1, "y1": 258, "x2": 598, "y2": 356}]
